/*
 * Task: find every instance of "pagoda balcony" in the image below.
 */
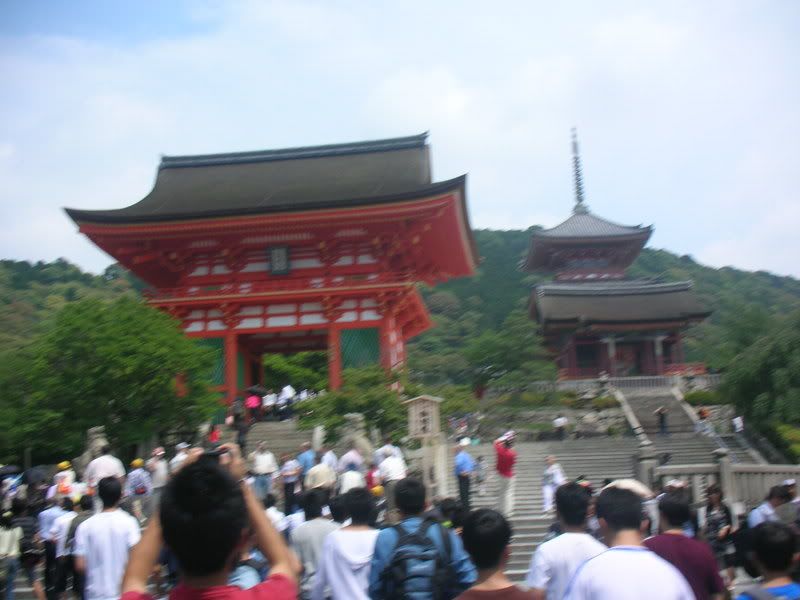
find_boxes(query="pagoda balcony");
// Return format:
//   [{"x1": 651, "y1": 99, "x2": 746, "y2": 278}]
[{"x1": 143, "y1": 272, "x2": 413, "y2": 303}]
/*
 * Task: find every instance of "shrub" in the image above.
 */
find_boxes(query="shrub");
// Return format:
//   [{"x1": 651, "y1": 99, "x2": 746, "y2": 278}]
[
  {"x1": 591, "y1": 396, "x2": 619, "y2": 410},
  {"x1": 765, "y1": 423, "x2": 800, "y2": 463},
  {"x1": 684, "y1": 390, "x2": 725, "y2": 406}
]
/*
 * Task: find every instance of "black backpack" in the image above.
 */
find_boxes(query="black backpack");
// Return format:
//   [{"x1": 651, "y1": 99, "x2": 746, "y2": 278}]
[{"x1": 379, "y1": 519, "x2": 454, "y2": 600}]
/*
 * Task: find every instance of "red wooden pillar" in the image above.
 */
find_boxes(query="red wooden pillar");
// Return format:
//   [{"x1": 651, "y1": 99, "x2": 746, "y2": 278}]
[
  {"x1": 379, "y1": 314, "x2": 395, "y2": 370},
  {"x1": 328, "y1": 326, "x2": 343, "y2": 390},
  {"x1": 224, "y1": 329, "x2": 238, "y2": 405}
]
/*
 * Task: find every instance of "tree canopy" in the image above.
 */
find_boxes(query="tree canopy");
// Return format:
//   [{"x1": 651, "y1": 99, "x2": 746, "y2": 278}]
[{"x1": 0, "y1": 297, "x2": 218, "y2": 464}]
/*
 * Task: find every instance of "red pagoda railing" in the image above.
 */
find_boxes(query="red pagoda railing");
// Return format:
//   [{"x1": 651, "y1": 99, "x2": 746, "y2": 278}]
[{"x1": 143, "y1": 272, "x2": 414, "y2": 301}]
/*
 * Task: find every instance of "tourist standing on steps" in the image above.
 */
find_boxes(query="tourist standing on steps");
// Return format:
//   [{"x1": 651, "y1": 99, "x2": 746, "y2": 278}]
[
  {"x1": 643, "y1": 494, "x2": 725, "y2": 600},
  {"x1": 527, "y1": 482, "x2": 606, "y2": 600},
  {"x1": 542, "y1": 455, "x2": 566, "y2": 515},
  {"x1": 654, "y1": 406, "x2": 669, "y2": 435},
  {"x1": 494, "y1": 431, "x2": 517, "y2": 517},
  {"x1": 378, "y1": 452, "x2": 407, "y2": 524},
  {"x1": 74, "y1": 478, "x2": 141, "y2": 600},
  {"x1": 454, "y1": 440, "x2": 476, "y2": 510},
  {"x1": 146, "y1": 447, "x2": 168, "y2": 507},
  {"x1": 297, "y1": 442, "x2": 316, "y2": 490},
  {"x1": 169, "y1": 442, "x2": 190, "y2": 473},
  {"x1": 279, "y1": 453, "x2": 302, "y2": 515},
  {"x1": 249, "y1": 442, "x2": 278, "y2": 501},
  {"x1": 564, "y1": 486, "x2": 693, "y2": 600},
  {"x1": 553, "y1": 414, "x2": 569, "y2": 441}
]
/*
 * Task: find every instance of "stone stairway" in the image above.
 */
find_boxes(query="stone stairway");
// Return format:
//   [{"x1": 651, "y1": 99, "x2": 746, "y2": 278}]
[
  {"x1": 220, "y1": 418, "x2": 313, "y2": 458},
  {"x1": 627, "y1": 390, "x2": 695, "y2": 434},
  {"x1": 453, "y1": 437, "x2": 638, "y2": 581}
]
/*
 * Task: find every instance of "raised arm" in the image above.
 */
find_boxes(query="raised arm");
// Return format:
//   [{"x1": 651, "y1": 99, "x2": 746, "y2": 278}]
[{"x1": 121, "y1": 513, "x2": 162, "y2": 595}]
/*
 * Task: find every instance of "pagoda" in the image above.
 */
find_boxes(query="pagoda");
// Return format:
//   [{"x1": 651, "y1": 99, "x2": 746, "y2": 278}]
[
  {"x1": 522, "y1": 132, "x2": 710, "y2": 379},
  {"x1": 66, "y1": 133, "x2": 477, "y2": 400}
]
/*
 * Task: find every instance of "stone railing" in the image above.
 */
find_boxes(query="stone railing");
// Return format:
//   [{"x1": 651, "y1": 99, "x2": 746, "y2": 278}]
[
  {"x1": 527, "y1": 374, "x2": 722, "y2": 394},
  {"x1": 642, "y1": 445, "x2": 800, "y2": 521}
]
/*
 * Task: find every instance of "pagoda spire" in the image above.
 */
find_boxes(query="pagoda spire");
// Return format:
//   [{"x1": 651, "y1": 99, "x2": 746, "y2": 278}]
[{"x1": 571, "y1": 128, "x2": 588, "y2": 214}]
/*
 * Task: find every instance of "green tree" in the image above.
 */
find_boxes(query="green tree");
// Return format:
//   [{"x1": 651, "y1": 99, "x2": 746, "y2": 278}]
[
  {"x1": 463, "y1": 308, "x2": 555, "y2": 391},
  {"x1": 15, "y1": 297, "x2": 218, "y2": 463},
  {"x1": 297, "y1": 366, "x2": 406, "y2": 440},
  {"x1": 263, "y1": 352, "x2": 328, "y2": 392},
  {"x1": 722, "y1": 310, "x2": 800, "y2": 426}
]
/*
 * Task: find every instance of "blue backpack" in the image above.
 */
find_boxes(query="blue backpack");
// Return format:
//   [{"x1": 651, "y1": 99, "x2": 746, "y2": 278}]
[{"x1": 379, "y1": 518, "x2": 453, "y2": 600}]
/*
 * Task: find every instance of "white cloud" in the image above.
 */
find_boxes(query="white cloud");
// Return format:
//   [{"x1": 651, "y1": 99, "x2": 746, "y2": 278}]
[{"x1": 0, "y1": 1, "x2": 798, "y2": 277}]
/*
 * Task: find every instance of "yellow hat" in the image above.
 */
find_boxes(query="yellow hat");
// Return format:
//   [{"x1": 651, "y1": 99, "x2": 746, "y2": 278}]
[
  {"x1": 370, "y1": 485, "x2": 384, "y2": 498},
  {"x1": 58, "y1": 461, "x2": 71, "y2": 470},
  {"x1": 131, "y1": 458, "x2": 144, "y2": 469}
]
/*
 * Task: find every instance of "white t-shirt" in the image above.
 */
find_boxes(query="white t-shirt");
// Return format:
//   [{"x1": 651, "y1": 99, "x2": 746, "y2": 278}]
[
  {"x1": 554, "y1": 416, "x2": 568, "y2": 428},
  {"x1": 266, "y1": 507, "x2": 287, "y2": 532},
  {"x1": 378, "y1": 456, "x2": 407, "y2": 483},
  {"x1": 526, "y1": 532, "x2": 606, "y2": 599},
  {"x1": 250, "y1": 450, "x2": 278, "y2": 475},
  {"x1": 169, "y1": 451, "x2": 188, "y2": 473},
  {"x1": 84, "y1": 455, "x2": 125, "y2": 488},
  {"x1": 339, "y1": 470, "x2": 366, "y2": 495},
  {"x1": 50, "y1": 511, "x2": 78, "y2": 557},
  {"x1": 147, "y1": 458, "x2": 169, "y2": 489},
  {"x1": 263, "y1": 393, "x2": 278, "y2": 408},
  {"x1": 74, "y1": 510, "x2": 141, "y2": 600},
  {"x1": 563, "y1": 545, "x2": 694, "y2": 600}
]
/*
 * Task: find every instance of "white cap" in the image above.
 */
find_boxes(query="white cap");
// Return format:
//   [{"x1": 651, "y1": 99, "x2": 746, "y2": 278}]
[
  {"x1": 459, "y1": 437, "x2": 471, "y2": 447},
  {"x1": 665, "y1": 479, "x2": 686, "y2": 489},
  {"x1": 176, "y1": 442, "x2": 189, "y2": 451},
  {"x1": 784, "y1": 479, "x2": 796, "y2": 487}
]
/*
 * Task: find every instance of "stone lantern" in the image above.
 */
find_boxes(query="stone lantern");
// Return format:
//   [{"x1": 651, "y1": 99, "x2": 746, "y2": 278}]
[{"x1": 403, "y1": 395, "x2": 448, "y2": 498}]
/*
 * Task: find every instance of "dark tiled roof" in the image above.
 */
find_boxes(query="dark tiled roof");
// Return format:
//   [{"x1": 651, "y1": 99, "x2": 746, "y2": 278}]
[
  {"x1": 531, "y1": 280, "x2": 711, "y2": 324},
  {"x1": 535, "y1": 208, "x2": 652, "y2": 240},
  {"x1": 65, "y1": 133, "x2": 464, "y2": 224}
]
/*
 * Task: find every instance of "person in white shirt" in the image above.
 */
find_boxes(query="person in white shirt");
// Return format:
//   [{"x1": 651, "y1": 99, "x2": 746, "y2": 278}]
[
  {"x1": 74, "y1": 477, "x2": 141, "y2": 600},
  {"x1": 83, "y1": 446, "x2": 125, "y2": 492},
  {"x1": 263, "y1": 493, "x2": 288, "y2": 534},
  {"x1": 748, "y1": 485, "x2": 789, "y2": 528},
  {"x1": 553, "y1": 415, "x2": 569, "y2": 441},
  {"x1": 49, "y1": 497, "x2": 79, "y2": 599},
  {"x1": 378, "y1": 454, "x2": 407, "y2": 524},
  {"x1": 262, "y1": 390, "x2": 278, "y2": 419},
  {"x1": 339, "y1": 443, "x2": 364, "y2": 474},
  {"x1": 542, "y1": 455, "x2": 566, "y2": 514},
  {"x1": 321, "y1": 445, "x2": 339, "y2": 472},
  {"x1": 527, "y1": 482, "x2": 606, "y2": 600},
  {"x1": 305, "y1": 454, "x2": 337, "y2": 494},
  {"x1": 292, "y1": 489, "x2": 339, "y2": 598},
  {"x1": 146, "y1": 447, "x2": 169, "y2": 505},
  {"x1": 339, "y1": 465, "x2": 367, "y2": 496},
  {"x1": 169, "y1": 442, "x2": 190, "y2": 473},
  {"x1": 374, "y1": 436, "x2": 403, "y2": 466},
  {"x1": 312, "y1": 488, "x2": 379, "y2": 600},
  {"x1": 249, "y1": 442, "x2": 278, "y2": 501},
  {"x1": 563, "y1": 485, "x2": 693, "y2": 600}
]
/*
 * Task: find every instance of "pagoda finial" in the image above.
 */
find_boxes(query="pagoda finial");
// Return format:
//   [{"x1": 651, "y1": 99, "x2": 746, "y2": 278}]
[{"x1": 571, "y1": 128, "x2": 588, "y2": 214}]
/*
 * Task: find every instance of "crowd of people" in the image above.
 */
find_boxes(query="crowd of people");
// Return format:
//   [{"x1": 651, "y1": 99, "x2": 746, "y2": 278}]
[{"x1": 2, "y1": 431, "x2": 800, "y2": 600}]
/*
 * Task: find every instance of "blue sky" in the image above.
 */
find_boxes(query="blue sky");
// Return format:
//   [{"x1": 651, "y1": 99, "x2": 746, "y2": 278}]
[{"x1": 1, "y1": 1, "x2": 798, "y2": 276}]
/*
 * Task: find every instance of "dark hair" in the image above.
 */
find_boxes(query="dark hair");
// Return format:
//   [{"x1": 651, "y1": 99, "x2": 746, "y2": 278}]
[
  {"x1": 0, "y1": 511, "x2": 11, "y2": 529},
  {"x1": 752, "y1": 522, "x2": 798, "y2": 572},
  {"x1": 263, "y1": 493, "x2": 277, "y2": 509},
  {"x1": 98, "y1": 477, "x2": 122, "y2": 508},
  {"x1": 658, "y1": 493, "x2": 691, "y2": 528},
  {"x1": 556, "y1": 482, "x2": 590, "y2": 526},
  {"x1": 79, "y1": 495, "x2": 93, "y2": 511},
  {"x1": 706, "y1": 483, "x2": 723, "y2": 506},
  {"x1": 11, "y1": 497, "x2": 27, "y2": 516},
  {"x1": 160, "y1": 460, "x2": 247, "y2": 576},
  {"x1": 61, "y1": 497, "x2": 74, "y2": 512},
  {"x1": 100, "y1": 445, "x2": 111, "y2": 455},
  {"x1": 395, "y1": 478, "x2": 426, "y2": 515},
  {"x1": 303, "y1": 489, "x2": 326, "y2": 521},
  {"x1": 324, "y1": 495, "x2": 346, "y2": 525},
  {"x1": 596, "y1": 487, "x2": 642, "y2": 531},
  {"x1": 768, "y1": 485, "x2": 793, "y2": 503},
  {"x1": 343, "y1": 488, "x2": 374, "y2": 526},
  {"x1": 462, "y1": 509, "x2": 512, "y2": 569}
]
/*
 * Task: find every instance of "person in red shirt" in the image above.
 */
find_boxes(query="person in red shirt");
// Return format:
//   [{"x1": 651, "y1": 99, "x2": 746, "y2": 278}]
[
  {"x1": 494, "y1": 431, "x2": 517, "y2": 517},
  {"x1": 207, "y1": 424, "x2": 220, "y2": 445},
  {"x1": 365, "y1": 462, "x2": 380, "y2": 491},
  {"x1": 121, "y1": 444, "x2": 298, "y2": 600}
]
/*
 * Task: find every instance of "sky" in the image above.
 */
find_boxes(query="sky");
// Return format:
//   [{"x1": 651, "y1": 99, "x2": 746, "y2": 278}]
[{"x1": 1, "y1": 0, "x2": 798, "y2": 276}]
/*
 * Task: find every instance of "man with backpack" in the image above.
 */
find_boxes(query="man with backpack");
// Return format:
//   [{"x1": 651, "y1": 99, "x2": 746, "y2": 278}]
[{"x1": 368, "y1": 478, "x2": 476, "y2": 599}]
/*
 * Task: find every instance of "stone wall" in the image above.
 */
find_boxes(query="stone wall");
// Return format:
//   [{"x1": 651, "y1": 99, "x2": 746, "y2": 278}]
[{"x1": 479, "y1": 407, "x2": 629, "y2": 441}]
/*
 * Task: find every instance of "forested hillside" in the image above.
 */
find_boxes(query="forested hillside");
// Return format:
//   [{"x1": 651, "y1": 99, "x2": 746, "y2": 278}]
[{"x1": 3, "y1": 230, "x2": 800, "y2": 384}]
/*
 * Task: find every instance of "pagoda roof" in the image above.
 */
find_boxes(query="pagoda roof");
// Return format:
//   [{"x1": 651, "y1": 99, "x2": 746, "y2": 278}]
[
  {"x1": 534, "y1": 205, "x2": 652, "y2": 240},
  {"x1": 65, "y1": 133, "x2": 463, "y2": 224},
  {"x1": 530, "y1": 279, "x2": 711, "y2": 326}
]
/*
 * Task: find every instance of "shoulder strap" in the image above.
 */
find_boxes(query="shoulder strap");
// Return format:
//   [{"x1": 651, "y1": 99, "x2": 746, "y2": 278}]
[{"x1": 419, "y1": 518, "x2": 451, "y2": 563}]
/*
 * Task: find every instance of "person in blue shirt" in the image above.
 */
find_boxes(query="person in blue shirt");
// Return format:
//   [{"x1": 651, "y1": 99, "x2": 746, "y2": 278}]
[
  {"x1": 38, "y1": 496, "x2": 67, "y2": 597},
  {"x1": 748, "y1": 485, "x2": 790, "y2": 528},
  {"x1": 738, "y1": 522, "x2": 800, "y2": 600},
  {"x1": 297, "y1": 442, "x2": 316, "y2": 487},
  {"x1": 368, "y1": 478, "x2": 476, "y2": 599},
  {"x1": 454, "y1": 441, "x2": 476, "y2": 510}
]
